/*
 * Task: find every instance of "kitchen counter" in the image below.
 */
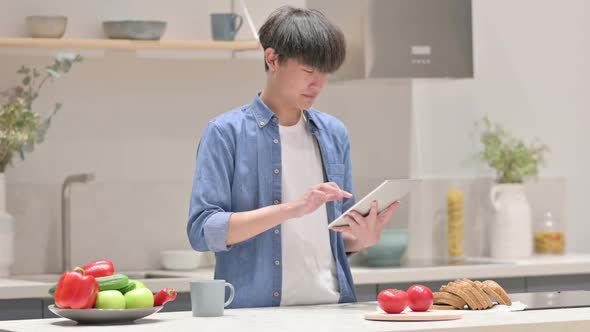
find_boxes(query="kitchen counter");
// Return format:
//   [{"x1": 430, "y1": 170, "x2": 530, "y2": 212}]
[
  {"x1": 352, "y1": 253, "x2": 590, "y2": 284},
  {"x1": 1, "y1": 302, "x2": 589, "y2": 332},
  {"x1": 2, "y1": 254, "x2": 590, "y2": 300}
]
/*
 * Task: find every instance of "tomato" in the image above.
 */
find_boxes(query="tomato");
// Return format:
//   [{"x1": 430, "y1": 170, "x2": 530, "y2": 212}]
[
  {"x1": 377, "y1": 289, "x2": 408, "y2": 314},
  {"x1": 407, "y1": 284, "x2": 433, "y2": 312}
]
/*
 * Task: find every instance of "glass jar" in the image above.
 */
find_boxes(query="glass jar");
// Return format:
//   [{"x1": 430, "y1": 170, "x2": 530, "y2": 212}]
[{"x1": 533, "y1": 211, "x2": 565, "y2": 255}]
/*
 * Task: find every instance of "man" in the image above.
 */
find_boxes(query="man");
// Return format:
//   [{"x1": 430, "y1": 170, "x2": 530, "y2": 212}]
[{"x1": 187, "y1": 6, "x2": 400, "y2": 308}]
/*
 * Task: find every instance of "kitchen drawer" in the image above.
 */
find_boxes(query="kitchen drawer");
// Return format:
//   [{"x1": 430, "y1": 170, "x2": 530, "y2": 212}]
[
  {"x1": 526, "y1": 274, "x2": 590, "y2": 292},
  {"x1": 159, "y1": 292, "x2": 192, "y2": 312},
  {"x1": 0, "y1": 299, "x2": 43, "y2": 320},
  {"x1": 41, "y1": 298, "x2": 59, "y2": 318},
  {"x1": 355, "y1": 284, "x2": 378, "y2": 302}
]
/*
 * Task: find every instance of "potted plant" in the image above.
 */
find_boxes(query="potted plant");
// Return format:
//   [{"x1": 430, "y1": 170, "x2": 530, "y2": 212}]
[
  {"x1": 478, "y1": 116, "x2": 549, "y2": 259},
  {"x1": 0, "y1": 53, "x2": 82, "y2": 276}
]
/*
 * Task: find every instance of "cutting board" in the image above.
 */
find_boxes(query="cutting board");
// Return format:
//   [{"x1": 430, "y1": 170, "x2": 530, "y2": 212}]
[{"x1": 365, "y1": 310, "x2": 463, "y2": 321}]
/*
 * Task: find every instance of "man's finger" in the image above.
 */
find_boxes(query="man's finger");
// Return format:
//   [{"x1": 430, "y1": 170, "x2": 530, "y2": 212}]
[
  {"x1": 345, "y1": 214, "x2": 361, "y2": 226},
  {"x1": 378, "y1": 201, "x2": 401, "y2": 222},
  {"x1": 331, "y1": 226, "x2": 350, "y2": 234},
  {"x1": 369, "y1": 200, "x2": 378, "y2": 219},
  {"x1": 347, "y1": 210, "x2": 365, "y2": 223}
]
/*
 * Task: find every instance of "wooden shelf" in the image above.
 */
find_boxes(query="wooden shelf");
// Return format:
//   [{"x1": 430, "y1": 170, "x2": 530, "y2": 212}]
[{"x1": 0, "y1": 38, "x2": 260, "y2": 51}]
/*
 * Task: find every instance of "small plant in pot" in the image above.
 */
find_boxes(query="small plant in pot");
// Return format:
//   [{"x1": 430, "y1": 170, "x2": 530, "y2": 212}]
[
  {"x1": 0, "y1": 53, "x2": 82, "y2": 172},
  {"x1": 0, "y1": 53, "x2": 82, "y2": 276},
  {"x1": 477, "y1": 116, "x2": 549, "y2": 259}
]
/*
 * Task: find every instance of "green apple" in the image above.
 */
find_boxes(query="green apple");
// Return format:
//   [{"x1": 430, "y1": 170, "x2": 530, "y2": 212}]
[
  {"x1": 125, "y1": 288, "x2": 154, "y2": 309},
  {"x1": 94, "y1": 290, "x2": 125, "y2": 309},
  {"x1": 131, "y1": 280, "x2": 146, "y2": 289}
]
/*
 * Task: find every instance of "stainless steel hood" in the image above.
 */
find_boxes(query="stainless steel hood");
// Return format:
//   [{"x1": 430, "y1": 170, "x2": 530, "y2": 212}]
[{"x1": 306, "y1": 0, "x2": 474, "y2": 80}]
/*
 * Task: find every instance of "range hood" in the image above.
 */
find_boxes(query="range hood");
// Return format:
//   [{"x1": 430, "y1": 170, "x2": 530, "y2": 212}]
[{"x1": 306, "y1": 0, "x2": 473, "y2": 80}]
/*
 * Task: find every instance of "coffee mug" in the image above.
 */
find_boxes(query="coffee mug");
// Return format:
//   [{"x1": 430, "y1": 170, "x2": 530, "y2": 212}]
[
  {"x1": 190, "y1": 280, "x2": 235, "y2": 317},
  {"x1": 211, "y1": 13, "x2": 243, "y2": 41}
]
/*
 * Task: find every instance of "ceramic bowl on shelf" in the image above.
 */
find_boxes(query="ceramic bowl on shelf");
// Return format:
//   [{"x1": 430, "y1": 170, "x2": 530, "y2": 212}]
[
  {"x1": 102, "y1": 20, "x2": 167, "y2": 40},
  {"x1": 160, "y1": 250, "x2": 214, "y2": 271},
  {"x1": 26, "y1": 16, "x2": 68, "y2": 38},
  {"x1": 363, "y1": 228, "x2": 409, "y2": 267}
]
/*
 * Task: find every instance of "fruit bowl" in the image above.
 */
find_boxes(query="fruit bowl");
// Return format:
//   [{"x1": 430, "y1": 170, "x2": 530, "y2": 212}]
[{"x1": 48, "y1": 305, "x2": 163, "y2": 324}]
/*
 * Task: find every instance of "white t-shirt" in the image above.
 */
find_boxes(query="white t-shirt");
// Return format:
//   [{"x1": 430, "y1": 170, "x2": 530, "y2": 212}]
[{"x1": 279, "y1": 111, "x2": 340, "y2": 306}]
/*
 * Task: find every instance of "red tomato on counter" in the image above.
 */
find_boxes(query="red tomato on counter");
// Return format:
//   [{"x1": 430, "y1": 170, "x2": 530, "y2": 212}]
[
  {"x1": 407, "y1": 284, "x2": 433, "y2": 312},
  {"x1": 377, "y1": 289, "x2": 408, "y2": 314}
]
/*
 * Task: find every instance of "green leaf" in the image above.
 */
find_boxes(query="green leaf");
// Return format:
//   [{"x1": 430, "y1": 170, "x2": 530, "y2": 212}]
[
  {"x1": 22, "y1": 76, "x2": 31, "y2": 86},
  {"x1": 16, "y1": 66, "x2": 30, "y2": 75},
  {"x1": 47, "y1": 68, "x2": 61, "y2": 78},
  {"x1": 476, "y1": 116, "x2": 548, "y2": 183}
]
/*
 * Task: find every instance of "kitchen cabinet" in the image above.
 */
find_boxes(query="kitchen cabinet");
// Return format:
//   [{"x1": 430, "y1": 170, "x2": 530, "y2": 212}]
[
  {"x1": 355, "y1": 285, "x2": 378, "y2": 302},
  {"x1": 527, "y1": 274, "x2": 590, "y2": 292},
  {"x1": 0, "y1": 299, "x2": 43, "y2": 320},
  {"x1": 41, "y1": 299, "x2": 59, "y2": 319},
  {"x1": 159, "y1": 292, "x2": 192, "y2": 313}
]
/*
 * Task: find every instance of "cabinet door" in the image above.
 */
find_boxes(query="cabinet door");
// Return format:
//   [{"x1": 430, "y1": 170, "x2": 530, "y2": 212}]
[
  {"x1": 355, "y1": 285, "x2": 378, "y2": 302},
  {"x1": 526, "y1": 274, "x2": 590, "y2": 292},
  {"x1": 42, "y1": 298, "x2": 60, "y2": 318},
  {"x1": 0, "y1": 299, "x2": 43, "y2": 320},
  {"x1": 159, "y1": 292, "x2": 192, "y2": 312}
]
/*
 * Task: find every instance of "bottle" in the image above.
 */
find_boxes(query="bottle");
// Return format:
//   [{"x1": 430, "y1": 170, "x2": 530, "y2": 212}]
[
  {"x1": 534, "y1": 211, "x2": 565, "y2": 255},
  {"x1": 447, "y1": 189, "x2": 464, "y2": 259}
]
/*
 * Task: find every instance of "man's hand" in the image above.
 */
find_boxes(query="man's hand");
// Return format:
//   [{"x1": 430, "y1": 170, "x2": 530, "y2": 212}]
[
  {"x1": 332, "y1": 200, "x2": 401, "y2": 252},
  {"x1": 285, "y1": 182, "x2": 352, "y2": 219}
]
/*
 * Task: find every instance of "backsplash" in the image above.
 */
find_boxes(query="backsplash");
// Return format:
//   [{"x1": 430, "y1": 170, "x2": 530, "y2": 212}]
[
  {"x1": 3, "y1": 55, "x2": 411, "y2": 274},
  {"x1": 349, "y1": 176, "x2": 566, "y2": 266}
]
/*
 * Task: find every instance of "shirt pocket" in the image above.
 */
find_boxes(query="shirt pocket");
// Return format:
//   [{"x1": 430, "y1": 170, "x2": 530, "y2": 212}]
[
  {"x1": 326, "y1": 163, "x2": 345, "y2": 213},
  {"x1": 326, "y1": 163, "x2": 345, "y2": 186}
]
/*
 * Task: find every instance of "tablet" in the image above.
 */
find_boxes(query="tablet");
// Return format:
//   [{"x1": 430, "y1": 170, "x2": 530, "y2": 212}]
[{"x1": 327, "y1": 179, "x2": 421, "y2": 229}]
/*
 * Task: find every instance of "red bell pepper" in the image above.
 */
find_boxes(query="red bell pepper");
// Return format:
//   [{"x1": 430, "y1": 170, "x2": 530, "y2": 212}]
[
  {"x1": 153, "y1": 288, "x2": 177, "y2": 306},
  {"x1": 82, "y1": 259, "x2": 114, "y2": 278},
  {"x1": 54, "y1": 267, "x2": 99, "y2": 309}
]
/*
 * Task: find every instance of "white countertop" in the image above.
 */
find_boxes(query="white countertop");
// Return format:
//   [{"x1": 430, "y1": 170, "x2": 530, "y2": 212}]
[
  {"x1": 352, "y1": 253, "x2": 590, "y2": 284},
  {"x1": 2, "y1": 254, "x2": 590, "y2": 300},
  {"x1": 1, "y1": 302, "x2": 589, "y2": 332}
]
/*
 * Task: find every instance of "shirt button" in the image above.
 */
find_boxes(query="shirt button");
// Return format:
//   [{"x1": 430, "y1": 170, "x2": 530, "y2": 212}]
[
  {"x1": 273, "y1": 139, "x2": 279, "y2": 144},
  {"x1": 275, "y1": 260, "x2": 280, "y2": 266},
  {"x1": 272, "y1": 118, "x2": 278, "y2": 123},
  {"x1": 274, "y1": 229, "x2": 280, "y2": 235},
  {"x1": 274, "y1": 169, "x2": 280, "y2": 175},
  {"x1": 274, "y1": 199, "x2": 280, "y2": 204},
  {"x1": 259, "y1": 121, "x2": 265, "y2": 126},
  {"x1": 274, "y1": 291, "x2": 280, "y2": 297}
]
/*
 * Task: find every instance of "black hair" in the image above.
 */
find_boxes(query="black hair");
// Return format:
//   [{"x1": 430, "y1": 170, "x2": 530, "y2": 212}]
[{"x1": 258, "y1": 6, "x2": 346, "y2": 73}]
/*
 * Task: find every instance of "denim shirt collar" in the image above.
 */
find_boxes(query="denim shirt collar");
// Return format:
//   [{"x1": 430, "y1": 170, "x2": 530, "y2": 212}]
[{"x1": 251, "y1": 93, "x2": 322, "y2": 131}]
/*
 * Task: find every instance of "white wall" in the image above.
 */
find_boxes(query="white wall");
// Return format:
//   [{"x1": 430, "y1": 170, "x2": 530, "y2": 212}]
[
  {"x1": 0, "y1": 1, "x2": 411, "y2": 274},
  {"x1": 412, "y1": 0, "x2": 590, "y2": 253}
]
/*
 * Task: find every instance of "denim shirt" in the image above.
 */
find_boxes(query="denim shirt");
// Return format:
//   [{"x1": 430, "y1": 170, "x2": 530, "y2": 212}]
[{"x1": 187, "y1": 93, "x2": 357, "y2": 308}]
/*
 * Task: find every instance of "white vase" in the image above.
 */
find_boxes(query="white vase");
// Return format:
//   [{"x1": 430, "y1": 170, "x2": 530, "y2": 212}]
[
  {"x1": 489, "y1": 183, "x2": 533, "y2": 259},
  {"x1": 0, "y1": 173, "x2": 16, "y2": 277}
]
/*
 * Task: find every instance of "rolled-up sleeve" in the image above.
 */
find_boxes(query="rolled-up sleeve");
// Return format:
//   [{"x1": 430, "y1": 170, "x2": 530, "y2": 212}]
[{"x1": 187, "y1": 121, "x2": 235, "y2": 253}]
